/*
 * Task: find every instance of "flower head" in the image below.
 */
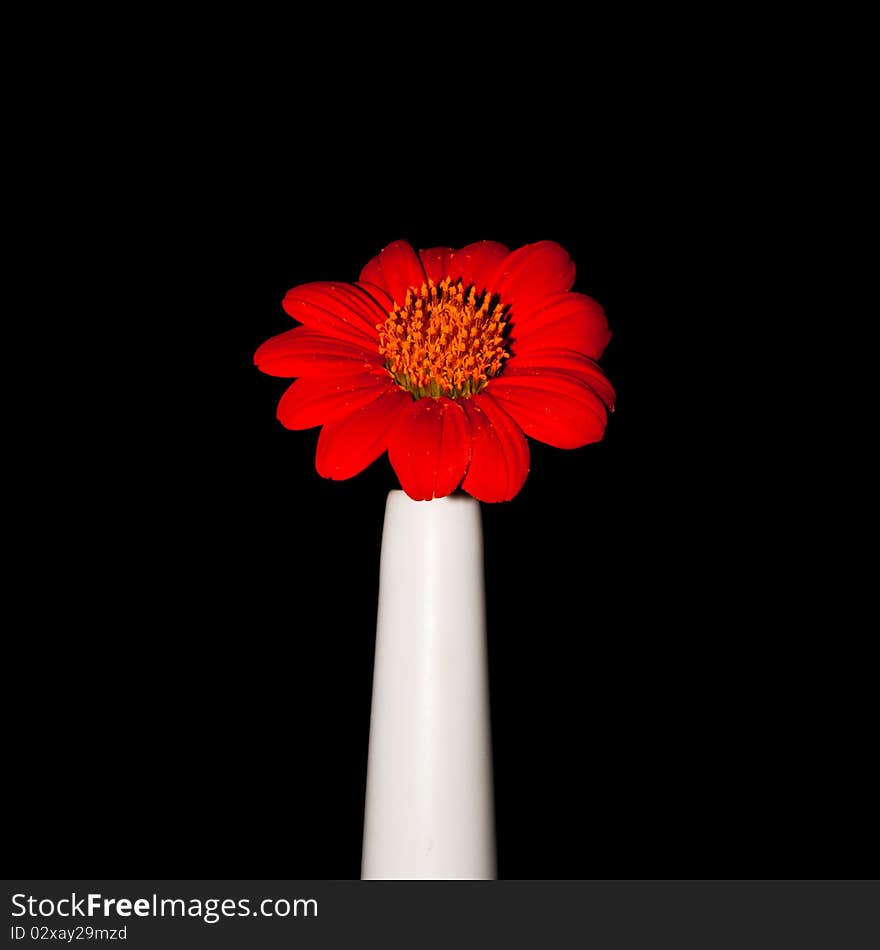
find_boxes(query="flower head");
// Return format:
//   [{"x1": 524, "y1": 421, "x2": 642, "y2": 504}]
[{"x1": 255, "y1": 240, "x2": 614, "y2": 502}]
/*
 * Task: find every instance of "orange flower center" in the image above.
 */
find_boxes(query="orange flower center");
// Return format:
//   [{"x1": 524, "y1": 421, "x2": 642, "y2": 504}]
[{"x1": 378, "y1": 278, "x2": 510, "y2": 399}]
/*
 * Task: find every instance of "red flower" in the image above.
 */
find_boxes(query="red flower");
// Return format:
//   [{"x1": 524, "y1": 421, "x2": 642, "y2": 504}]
[{"x1": 255, "y1": 240, "x2": 614, "y2": 502}]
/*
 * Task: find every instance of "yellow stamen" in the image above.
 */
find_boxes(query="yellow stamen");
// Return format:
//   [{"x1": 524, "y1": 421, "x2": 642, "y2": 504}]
[{"x1": 378, "y1": 278, "x2": 509, "y2": 399}]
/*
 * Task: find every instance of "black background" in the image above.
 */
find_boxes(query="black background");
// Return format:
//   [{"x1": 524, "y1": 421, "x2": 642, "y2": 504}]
[{"x1": 7, "y1": 62, "x2": 872, "y2": 881}]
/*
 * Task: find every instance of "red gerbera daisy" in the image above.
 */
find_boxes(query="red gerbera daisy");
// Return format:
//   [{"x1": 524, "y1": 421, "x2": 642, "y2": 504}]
[{"x1": 255, "y1": 239, "x2": 615, "y2": 502}]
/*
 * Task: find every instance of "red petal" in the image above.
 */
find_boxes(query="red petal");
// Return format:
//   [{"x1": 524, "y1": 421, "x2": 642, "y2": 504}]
[
  {"x1": 490, "y1": 241, "x2": 576, "y2": 315},
  {"x1": 276, "y1": 374, "x2": 391, "y2": 430},
  {"x1": 357, "y1": 240, "x2": 426, "y2": 307},
  {"x1": 418, "y1": 247, "x2": 456, "y2": 285},
  {"x1": 452, "y1": 240, "x2": 509, "y2": 293},
  {"x1": 356, "y1": 280, "x2": 394, "y2": 313},
  {"x1": 488, "y1": 371, "x2": 607, "y2": 449},
  {"x1": 505, "y1": 349, "x2": 616, "y2": 409},
  {"x1": 359, "y1": 252, "x2": 386, "y2": 290},
  {"x1": 254, "y1": 327, "x2": 380, "y2": 378},
  {"x1": 316, "y1": 387, "x2": 411, "y2": 480},
  {"x1": 461, "y1": 395, "x2": 530, "y2": 502},
  {"x1": 387, "y1": 397, "x2": 472, "y2": 501},
  {"x1": 509, "y1": 293, "x2": 611, "y2": 360},
  {"x1": 282, "y1": 282, "x2": 383, "y2": 346}
]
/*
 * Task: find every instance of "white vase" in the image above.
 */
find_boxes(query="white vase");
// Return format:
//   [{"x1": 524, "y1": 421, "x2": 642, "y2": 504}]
[{"x1": 361, "y1": 490, "x2": 496, "y2": 880}]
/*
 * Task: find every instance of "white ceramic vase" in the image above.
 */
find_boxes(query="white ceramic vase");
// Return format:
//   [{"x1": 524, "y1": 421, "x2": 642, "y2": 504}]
[{"x1": 361, "y1": 491, "x2": 496, "y2": 880}]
